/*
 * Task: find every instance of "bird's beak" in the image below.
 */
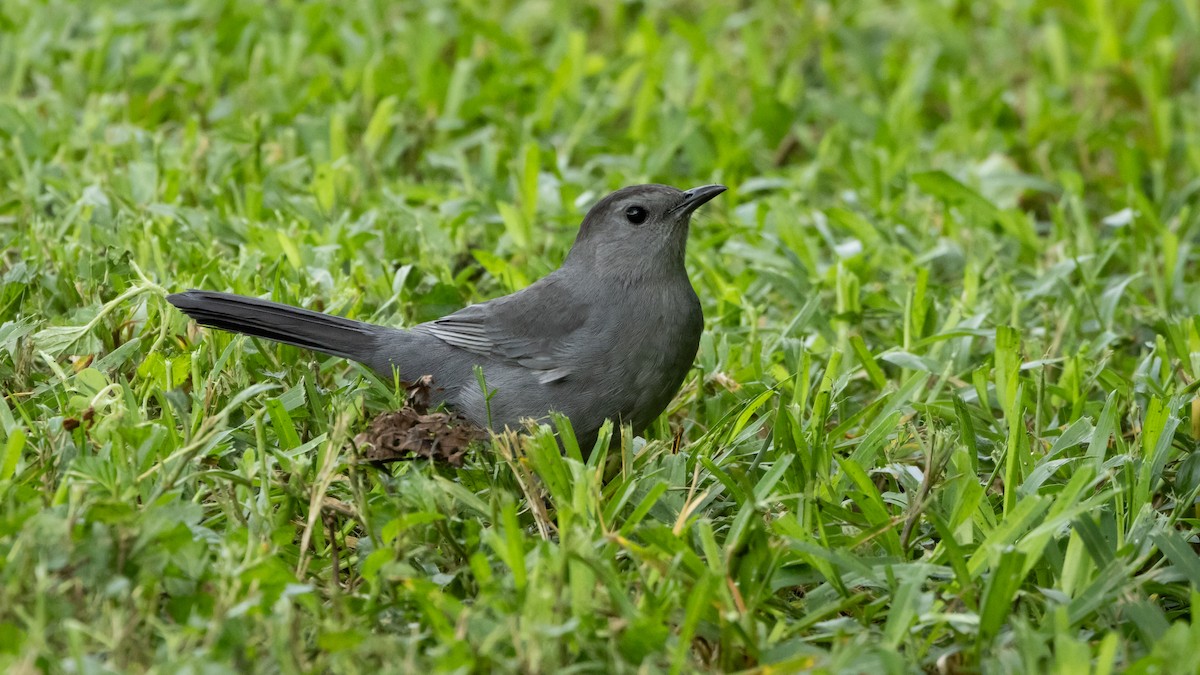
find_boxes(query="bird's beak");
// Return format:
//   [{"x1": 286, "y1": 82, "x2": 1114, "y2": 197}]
[{"x1": 670, "y1": 184, "x2": 727, "y2": 216}]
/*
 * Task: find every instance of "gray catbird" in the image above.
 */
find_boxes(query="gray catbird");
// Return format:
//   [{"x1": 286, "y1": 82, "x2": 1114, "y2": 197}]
[{"x1": 169, "y1": 183, "x2": 725, "y2": 451}]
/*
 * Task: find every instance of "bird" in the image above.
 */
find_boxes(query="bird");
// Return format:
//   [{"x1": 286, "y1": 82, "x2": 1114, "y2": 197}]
[{"x1": 168, "y1": 183, "x2": 726, "y2": 453}]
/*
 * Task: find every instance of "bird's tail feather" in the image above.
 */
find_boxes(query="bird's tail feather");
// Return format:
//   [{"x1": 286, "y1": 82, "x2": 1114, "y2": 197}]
[{"x1": 168, "y1": 290, "x2": 384, "y2": 364}]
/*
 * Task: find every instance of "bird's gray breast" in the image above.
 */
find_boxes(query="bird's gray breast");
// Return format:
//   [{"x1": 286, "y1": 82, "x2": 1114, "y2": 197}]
[{"x1": 584, "y1": 277, "x2": 703, "y2": 431}]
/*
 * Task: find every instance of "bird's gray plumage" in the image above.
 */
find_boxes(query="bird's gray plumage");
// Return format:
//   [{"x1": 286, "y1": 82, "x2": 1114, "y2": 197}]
[{"x1": 168, "y1": 183, "x2": 725, "y2": 452}]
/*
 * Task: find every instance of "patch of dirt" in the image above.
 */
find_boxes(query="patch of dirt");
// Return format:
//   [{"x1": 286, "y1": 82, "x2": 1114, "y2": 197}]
[{"x1": 353, "y1": 376, "x2": 486, "y2": 467}]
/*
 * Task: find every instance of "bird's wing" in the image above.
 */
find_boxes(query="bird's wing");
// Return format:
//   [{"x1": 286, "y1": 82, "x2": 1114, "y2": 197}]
[{"x1": 416, "y1": 274, "x2": 589, "y2": 383}]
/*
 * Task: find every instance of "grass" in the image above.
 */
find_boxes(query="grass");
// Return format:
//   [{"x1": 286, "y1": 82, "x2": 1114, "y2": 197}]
[{"x1": 2, "y1": 0, "x2": 1200, "y2": 671}]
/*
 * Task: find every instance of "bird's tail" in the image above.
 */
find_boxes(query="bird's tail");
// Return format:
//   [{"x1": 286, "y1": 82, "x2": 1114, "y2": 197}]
[{"x1": 168, "y1": 290, "x2": 388, "y2": 365}]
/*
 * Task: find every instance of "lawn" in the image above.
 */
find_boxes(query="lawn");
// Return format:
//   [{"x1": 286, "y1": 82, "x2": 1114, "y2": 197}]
[{"x1": 3, "y1": 0, "x2": 1200, "y2": 672}]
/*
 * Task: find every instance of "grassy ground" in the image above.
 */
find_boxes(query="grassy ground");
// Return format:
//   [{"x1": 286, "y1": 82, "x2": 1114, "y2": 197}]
[{"x1": 3, "y1": 0, "x2": 1200, "y2": 671}]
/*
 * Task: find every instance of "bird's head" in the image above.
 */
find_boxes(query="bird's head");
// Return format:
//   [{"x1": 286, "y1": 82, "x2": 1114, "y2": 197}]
[{"x1": 565, "y1": 183, "x2": 726, "y2": 276}]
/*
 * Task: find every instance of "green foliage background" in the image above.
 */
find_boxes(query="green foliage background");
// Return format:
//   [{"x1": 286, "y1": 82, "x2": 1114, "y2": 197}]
[{"x1": 2, "y1": 0, "x2": 1200, "y2": 671}]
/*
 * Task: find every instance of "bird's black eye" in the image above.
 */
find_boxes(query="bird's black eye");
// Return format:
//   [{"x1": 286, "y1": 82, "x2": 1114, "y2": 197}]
[{"x1": 625, "y1": 205, "x2": 648, "y2": 224}]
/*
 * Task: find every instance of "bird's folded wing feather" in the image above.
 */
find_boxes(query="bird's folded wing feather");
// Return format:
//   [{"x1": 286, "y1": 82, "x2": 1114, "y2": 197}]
[{"x1": 416, "y1": 275, "x2": 588, "y2": 383}]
